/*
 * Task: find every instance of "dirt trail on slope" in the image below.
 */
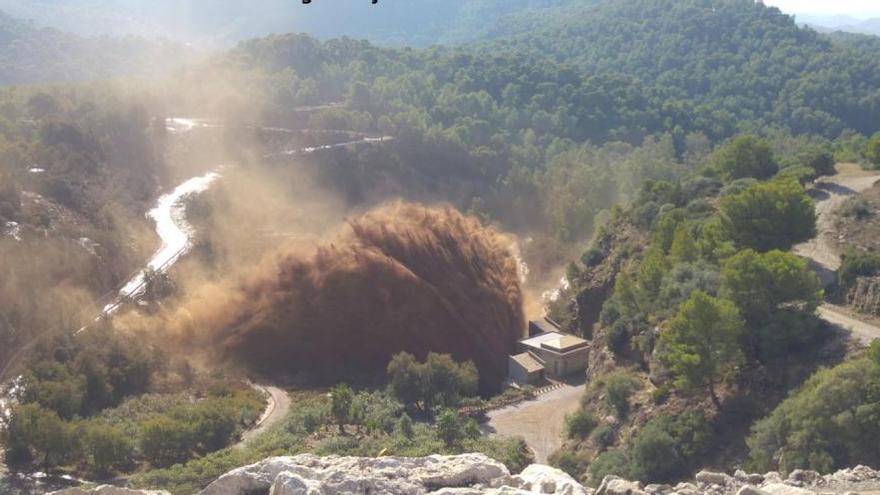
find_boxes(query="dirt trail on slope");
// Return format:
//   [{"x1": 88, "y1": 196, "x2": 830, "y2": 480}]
[
  {"x1": 795, "y1": 166, "x2": 880, "y2": 283},
  {"x1": 794, "y1": 164, "x2": 880, "y2": 343}
]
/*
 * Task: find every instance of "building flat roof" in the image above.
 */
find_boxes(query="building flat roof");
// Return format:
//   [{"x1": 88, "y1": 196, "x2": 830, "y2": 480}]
[
  {"x1": 510, "y1": 352, "x2": 544, "y2": 373},
  {"x1": 521, "y1": 331, "x2": 589, "y2": 354}
]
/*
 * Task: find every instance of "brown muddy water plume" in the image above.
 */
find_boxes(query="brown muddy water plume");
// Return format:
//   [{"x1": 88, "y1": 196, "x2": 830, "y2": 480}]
[{"x1": 145, "y1": 200, "x2": 526, "y2": 392}]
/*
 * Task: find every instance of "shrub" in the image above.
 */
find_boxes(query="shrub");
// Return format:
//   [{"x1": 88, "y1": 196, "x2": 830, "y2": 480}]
[
  {"x1": 869, "y1": 340, "x2": 880, "y2": 366},
  {"x1": 866, "y1": 132, "x2": 880, "y2": 166},
  {"x1": 720, "y1": 178, "x2": 758, "y2": 196},
  {"x1": 588, "y1": 450, "x2": 631, "y2": 487},
  {"x1": 394, "y1": 413, "x2": 414, "y2": 440},
  {"x1": 838, "y1": 197, "x2": 872, "y2": 220},
  {"x1": 651, "y1": 385, "x2": 670, "y2": 405},
  {"x1": 798, "y1": 146, "x2": 836, "y2": 177},
  {"x1": 839, "y1": 249, "x2": 880, "y2": 290},
  {"x1": 710, "y1": 136, "x2": 778, "y2": 180},
  {"x1": 582, "y1": 248, "x2": 606, "y2": 268},
  {"x1": 747, "y1": 358, "x2": 880, "y2": 473},
  {"x1": 599, "y1": 301, "x2": 621, "y2": 327},
  {"x1": 755, "y1": 311, "x2": 824, "y2": 361},
  {"x1": 627, "y1": 411, "x2": 713, "y2": 483},
  {"x1": 775, "y1": 165, "x2": 816, "y2": 185},
  {"x1": 590, "y1": 424, "x2": 615, "y2": 450},
  {"x1": 81, "y1": 422, "x2": 134, "y2": 476},
  {"x1": 657, "y1": 262, "x2": 721, "y2": 311},
  {"x1": 564, "y1": 409, "x2": 598, "y2": 439},
  {"x1": 607, "y1": 320, "x2": 630, "y2": 355},
  {"x1": 604, "y1": 373, "x2": 641, "y2": 418},
  {"x1": 139, "y1": 416, "x2": 191, "y2": 468},
  {"x1": 680, "y1": 176, "x2": 722, "y2": 202},
  {"x1": 436, "y1": 409, "x2": 464, "y2": 447},
  {"x1": 551, "y1": 450, "x2": 586, "y2": 479},
  {"x1": 629, "y1": 423, "x2": 681, "y2": 482}
]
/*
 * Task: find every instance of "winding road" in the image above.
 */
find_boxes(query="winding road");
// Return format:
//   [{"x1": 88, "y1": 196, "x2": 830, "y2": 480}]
[
  {"x1": 238, "y1": 384, "x2": 292, "y2": 447},
  {"x1": 794, "y1": 166, "x2": 880, "y2": 344}
]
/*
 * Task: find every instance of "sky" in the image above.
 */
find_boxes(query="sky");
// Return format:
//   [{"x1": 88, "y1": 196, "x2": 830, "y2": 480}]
[{"x1": 763, "y1": 0, "x2": 880, "y2": 19}]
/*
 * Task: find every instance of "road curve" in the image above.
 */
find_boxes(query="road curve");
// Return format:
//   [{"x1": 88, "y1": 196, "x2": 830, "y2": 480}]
[
  {"x1": 818, "y1": 305, "x2": 880, "y2": 345},
  {"x1": 795, "y1": 167, "x2": 880, "y2": 344},
  {"x1": 238, "y1": 384, "x2": 292, "y2": 447}
]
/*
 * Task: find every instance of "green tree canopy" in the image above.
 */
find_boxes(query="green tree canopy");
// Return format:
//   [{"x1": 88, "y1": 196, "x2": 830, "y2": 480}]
[
  {"x1": 1, "y1": 403, "x2": 72, "y2": 470},
  {"x1": 564, "y1": 409, "x2": 598, "y2": 440},
  {"x1": 669, "y1": 224, "x2": 698, "y2": 264},
  {"x1": 659, "y1": 291, "x2": 744, "y2": 409},
  {"x1": 719, "y1": 178, "x2": 816, "y2": 252},
  {"x1": 81, "y1": 422, "x2": 134, "y2": 476},
  {"x1": 747, "y1": 358, "x2": 880, "y2": 474},
  {"x1": 435, "y1": 409, "x2": 465, "y2": 447},
  {"x1": 385, "y1": 352, "x2": 479, "y2": 411},
  {"x1": 711, "y1": 136, "x2": 779, "y2": 180},
  {"x1": 386, "y1": 352, "x2": 423, "y2": 410},
  {"x1": 138, "y1": 415, "x2": 191, "y2": 468},
  {"x1": 330, "y1": 383, "x2": 354, "y2": 433},
  {"x1": 721, "y1": 249, "x2": 823, "y2": 322}
]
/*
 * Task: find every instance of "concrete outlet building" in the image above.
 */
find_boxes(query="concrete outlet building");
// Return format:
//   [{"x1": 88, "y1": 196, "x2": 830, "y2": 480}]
[{"x1": 508, "y1": 318, "x2": 589, "y2": 385}]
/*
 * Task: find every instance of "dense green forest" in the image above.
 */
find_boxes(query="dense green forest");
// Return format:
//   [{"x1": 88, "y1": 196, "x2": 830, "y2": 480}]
[
  {"x1": 173, "y1": 0, "x2": 880, "y2": 259},
  {"x1": 487, "y1": 0, "x2": 880, "y2": 137}
]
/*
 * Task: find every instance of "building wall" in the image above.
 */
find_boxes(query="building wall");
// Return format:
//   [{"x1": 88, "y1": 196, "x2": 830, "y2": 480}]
[
  {"x1": 539, "y1": 347, "x2": 588, "y2": 379},
  {"x1": 508, "y1": 356, "x2": 544, "y2": 385}
]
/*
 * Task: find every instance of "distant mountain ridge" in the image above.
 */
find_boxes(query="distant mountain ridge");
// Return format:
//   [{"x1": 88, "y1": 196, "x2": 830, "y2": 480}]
[
  {"x1": 0, "y1": 0, "x2": 590, "y2": 48},
  {"x1": 0, "y1": 10, "x2": 193, "y2": 85},
  {"x1": 796, "y1": 13, "x2": 880, "y2": 37}
]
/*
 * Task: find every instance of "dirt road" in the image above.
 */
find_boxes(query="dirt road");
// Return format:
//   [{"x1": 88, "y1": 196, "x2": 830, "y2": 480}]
[
  {"x1": 239, "y1": 384, "x2": 291, "y2": 446},
  {"x1": 483, "y1": 383, "x2": 585, "y2": 464},
  {"x1": 818, "y1": 305, "x2": 880, "y2": 345},
  {"x1": 794, "y1": 165, "x2": 880, "y2": 343},
  {"x1": 795, "y1": 167, "x2": 880, "y2": 281}
]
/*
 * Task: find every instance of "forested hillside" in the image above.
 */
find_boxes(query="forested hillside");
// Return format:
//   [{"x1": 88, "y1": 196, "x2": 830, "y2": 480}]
[
  {"x1": 181, "y1": 0, "x2": 880, "y2": 258},
  {"x1": 0, "y1": 86, "x2": 168, "y2": 378},
  {"x1": 0, "y1": 11, "x2": 191, "y2": 85},
  {"x1": 486, "y1": 0, "x2": 880, "y2": 138}
]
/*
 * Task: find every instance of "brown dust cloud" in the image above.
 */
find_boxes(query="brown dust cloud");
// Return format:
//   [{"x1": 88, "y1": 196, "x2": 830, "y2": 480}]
[{"x1": 122, "y1": 183, "x2": 527, "y2": 392}]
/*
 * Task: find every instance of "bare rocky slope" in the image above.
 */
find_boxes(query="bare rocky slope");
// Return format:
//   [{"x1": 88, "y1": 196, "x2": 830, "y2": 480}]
[{"x1": 49, "y1": 454, "x2": 880, "y2": 495}]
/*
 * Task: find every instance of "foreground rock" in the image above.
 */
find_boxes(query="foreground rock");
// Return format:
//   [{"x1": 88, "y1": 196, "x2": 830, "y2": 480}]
[
  {"x1": 200, "y1": 453, "x2": 587, "y2": 495},
  {"x1": 50, "y1": 487, "x2": 170, "y2": 495},
  {"x1": 50, "y1": 455, "x2": 880, "y2": 495}
]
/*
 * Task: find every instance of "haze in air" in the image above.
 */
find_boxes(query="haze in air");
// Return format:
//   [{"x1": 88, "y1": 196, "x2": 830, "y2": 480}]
[{"x1": 1, "y1": 1, "x2": 880, "y2": 494}]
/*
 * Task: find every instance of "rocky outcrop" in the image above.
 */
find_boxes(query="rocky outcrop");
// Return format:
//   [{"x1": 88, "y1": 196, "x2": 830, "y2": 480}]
[
  {"x1": 49, "y1": 456, "x2": 880, "y2": 495},
  {"x1": 200, "y1": 453, "x2": 579, "y2": 495},
  {"x1": 847, "y1": 276, "x2": 880, "y2": 314}
]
